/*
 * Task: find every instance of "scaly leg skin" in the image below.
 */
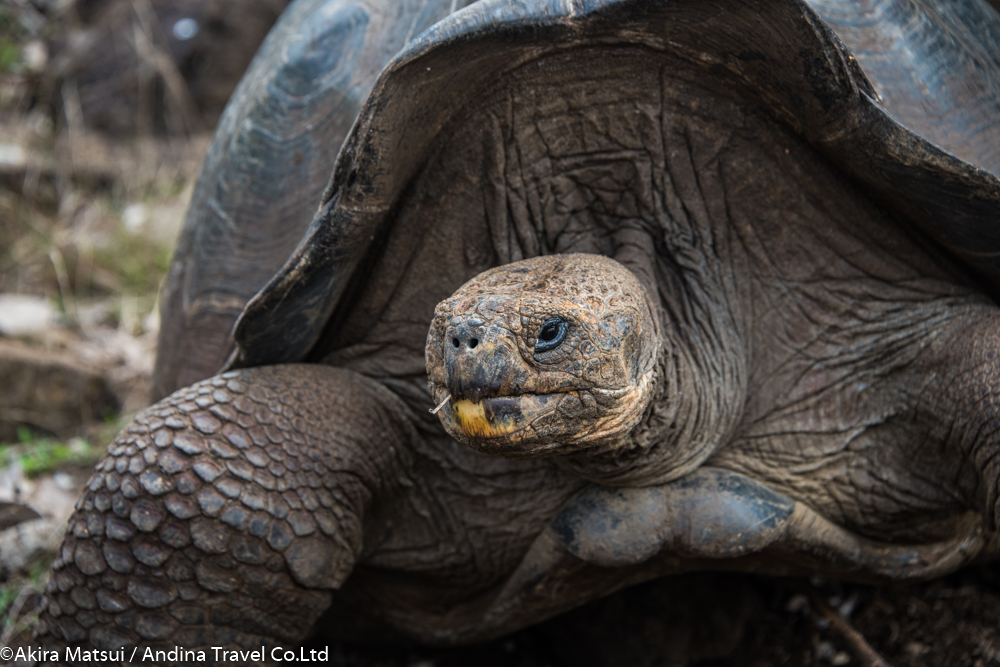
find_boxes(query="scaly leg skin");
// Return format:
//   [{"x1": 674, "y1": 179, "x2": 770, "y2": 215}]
[{"x1": 36, "y1": 365, "x2": 414, "y2": 662}]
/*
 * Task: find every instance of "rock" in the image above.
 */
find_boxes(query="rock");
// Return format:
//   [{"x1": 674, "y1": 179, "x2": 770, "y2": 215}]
[
  {"x1": 0, "y1": 477, "x2": 78, "y2": 578},
  {"x1": 0, "y1": 338, "x2": 118, "y2": 441},
  {"x1": 0, "y1": 502, "x2": 41, "y2": 531},
  {"x1": 0, "y1": 144, "x2": 29, "y2": 173},
  {"x1": 0, "y1": 519, "x2": 64, "y2": 577},
  {"x1": 0, "y1": 294, "x2": 55, "y2": 337}
]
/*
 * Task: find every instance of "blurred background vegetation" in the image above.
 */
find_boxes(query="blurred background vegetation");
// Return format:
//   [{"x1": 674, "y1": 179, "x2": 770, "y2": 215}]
[{"x1": 0, "y1": 0, "x2": 288, "y2": 641}]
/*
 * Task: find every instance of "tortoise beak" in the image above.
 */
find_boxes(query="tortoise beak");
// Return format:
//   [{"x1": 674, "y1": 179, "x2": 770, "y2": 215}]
[{"x1": 443, "y1": 320, "x2": 529, "y2": 404}]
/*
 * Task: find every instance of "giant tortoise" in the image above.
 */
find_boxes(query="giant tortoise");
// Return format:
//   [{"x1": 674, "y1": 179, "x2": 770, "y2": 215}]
[{"x1": 36, "y1": 0, "x2": 1000, "y2": 661}]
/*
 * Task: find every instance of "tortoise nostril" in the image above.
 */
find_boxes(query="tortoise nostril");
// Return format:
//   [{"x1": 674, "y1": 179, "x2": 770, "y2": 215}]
[
  {"x1": 470, "y1": 338, "x2": 479, "y2": 349},
  {"x1": 452, "y1": 338, "x2": 460, "y2": 348}
]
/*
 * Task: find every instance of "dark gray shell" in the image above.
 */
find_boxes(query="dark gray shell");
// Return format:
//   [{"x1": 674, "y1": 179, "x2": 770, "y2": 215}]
[
  {"x1": 153, "y1": 0, "x2": 477, "y2": 398},
  {"x1": 227, "y1": 0, "x2": 1000, "y2": 370}
]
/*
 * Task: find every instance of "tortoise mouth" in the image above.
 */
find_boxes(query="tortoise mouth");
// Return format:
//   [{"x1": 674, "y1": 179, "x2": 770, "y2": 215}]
[
  {"x1": 438, "y1": 391, "x2": 562, "y2": 443},
  {"x1": 431, "y1": 380, "x2": 653, "y2": 460}
]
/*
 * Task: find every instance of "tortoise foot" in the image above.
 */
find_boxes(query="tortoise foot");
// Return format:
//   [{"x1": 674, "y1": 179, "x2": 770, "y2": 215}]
[{"x1": 37, "y1": 365, "x2": 410, "y2": 662}]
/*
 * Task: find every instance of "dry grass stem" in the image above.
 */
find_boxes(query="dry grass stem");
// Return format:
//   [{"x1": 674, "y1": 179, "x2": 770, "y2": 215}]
[
  {"x1": 48, "y1": 246, "x2": 77, "y2": 325},
  {"x1": 0, "y1": 578, "x2": 40, "y2": 647},
  {"x1": 430, "y1": 394, "x2": 452, "y2": 414},
  {"x1": 130, "y1": 0, "x2": 200, "y2": 136},
  {"x1": 805, "y1": 584, "x2": 892, "y2": 667}
]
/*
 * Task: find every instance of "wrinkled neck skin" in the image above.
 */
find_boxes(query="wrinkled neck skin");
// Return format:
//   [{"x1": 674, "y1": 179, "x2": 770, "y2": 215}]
[
  {"x1": 558, "y1": 252, "x2": 749, "y2": 487},
  {"x1": 427, "y1": 249, "x2": 749, "y2": 488}
]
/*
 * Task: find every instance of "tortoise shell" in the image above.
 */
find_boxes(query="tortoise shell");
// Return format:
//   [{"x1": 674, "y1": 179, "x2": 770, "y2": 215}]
[{"x1": 156, "y1": 0, "x2": 1000, "y2": 392}]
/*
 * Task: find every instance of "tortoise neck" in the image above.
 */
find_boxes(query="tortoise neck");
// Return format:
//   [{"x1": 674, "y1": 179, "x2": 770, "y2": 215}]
[
  {"x1": 555, "y1": 247, "x2": 750, "y2": 486},
  {"x1": 553, "y1": 334, "x2": 709, "y2": 486}
]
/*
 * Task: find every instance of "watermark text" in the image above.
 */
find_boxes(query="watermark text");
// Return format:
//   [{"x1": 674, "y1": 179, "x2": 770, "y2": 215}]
[{"x1": 0, "y1": 645, "x2": 330, "y2": 662}]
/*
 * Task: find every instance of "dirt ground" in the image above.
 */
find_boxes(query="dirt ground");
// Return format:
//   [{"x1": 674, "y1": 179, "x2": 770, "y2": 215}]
[
  {"x1": 0, "y1": 1, "x2": 999, "y2": 665},
  {"x1": 306, "y1": 569, "x2": 1000, "y2": 667}
]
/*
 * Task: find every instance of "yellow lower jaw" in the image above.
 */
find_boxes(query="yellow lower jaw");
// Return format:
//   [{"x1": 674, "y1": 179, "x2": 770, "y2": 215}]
[{"x1": 452, "y1": 399, "x2": 518, "y2": 438}]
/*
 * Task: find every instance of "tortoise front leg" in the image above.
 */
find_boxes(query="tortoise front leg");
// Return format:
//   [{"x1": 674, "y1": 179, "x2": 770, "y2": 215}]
[
  {"x1": 473, "y1": 467, "x2": 987, "y2": 639},
  {"x1": 548, "y1": 469, "x2": 984, "y2": 576},
  {"x1": 37, "y1": 365, "x2": 415, "y2": 658}
]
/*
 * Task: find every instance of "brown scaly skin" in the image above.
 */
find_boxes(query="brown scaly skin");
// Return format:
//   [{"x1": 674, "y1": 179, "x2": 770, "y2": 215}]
[
  {"x1": 427, "y1": 254, "x2": 661, "y2": 461},
  {"x1": 37, "y1": 366, "x2": 421, "y2": 657},
  {"x1": 40, "y1": 252, "x2": 1000, "y2": 663}
]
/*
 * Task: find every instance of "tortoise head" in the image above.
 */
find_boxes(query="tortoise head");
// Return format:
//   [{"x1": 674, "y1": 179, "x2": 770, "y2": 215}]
[{"x1": 426, "y1": 254, "x2": 660, "y2": 459}]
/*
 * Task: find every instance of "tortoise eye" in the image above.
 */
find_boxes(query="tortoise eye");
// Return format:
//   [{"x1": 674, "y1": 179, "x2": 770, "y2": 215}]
[{"x1": 535, "y1": 318, "x2": 568, "y2": 353}]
